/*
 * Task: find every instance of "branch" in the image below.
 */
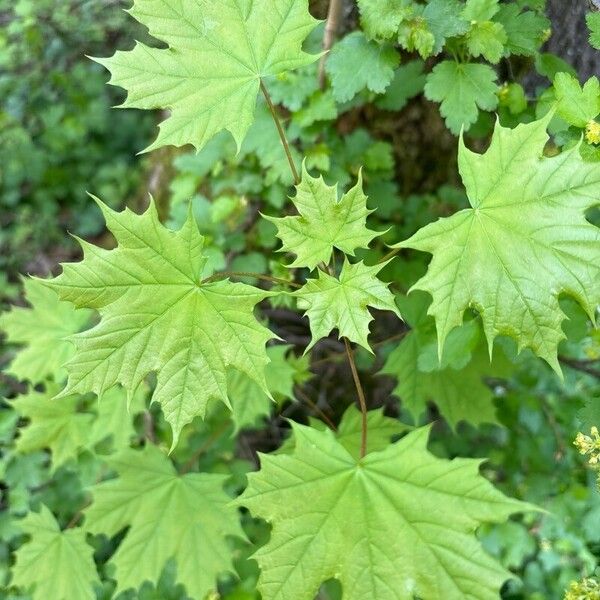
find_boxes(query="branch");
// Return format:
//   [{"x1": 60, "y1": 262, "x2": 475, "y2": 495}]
[
  {"x1": 344, "y1": 338, "x2": 368, "y2": 458},
  {"x1": 318, "y1": 0, "x2": 344, "y2": 89}
]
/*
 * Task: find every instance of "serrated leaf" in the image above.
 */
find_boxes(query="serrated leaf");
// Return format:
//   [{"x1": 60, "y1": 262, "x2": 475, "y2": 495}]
[
  {"x1": 12, "y1": 387, "x2": 94, "y2": 468},
  {"x1": 587, "y1": 12, "x2": 600, "y2": 50},
  {"x1": 325, "y1": 32, "x2": 399, "y2": 102},
  {"x1": 83, "y1": 445, "x2": 243, "y2": 597},
  {"x1": 554, "y1": 73, "x2": 600, "y2": 128},
  {"x1": 578, "y1": 395, "x2": 600, "y2": 433},
  {"x1": 495, "y1": 5, "x2": 549, "y2": 56},
  {"x1": 423, "y1": 0, "x2": 469, "y2": 54},
  {"x1": 375, "y1": 60, "x2": 426, "y2": 111},
  {"x1": 424, "y1": 61, "x2": 499, "y2": 134},
  {"x1": 12, "y1": 505, "x2": 100, "y2": 600},
  {"x1": 396, "y1": 116, "x2": 600, "y2": 372},
  {"x1": 96, "y1": 0, "x2": 319, "y2": 152},
  {"x1": 238, "y1": 423, "x2": 532, "y2": 600},
  {"x1": 397, "y1": 16, "x2": 436, "y2": 59},
  {"x1": 0, "y1": 278, "x2": 91, "y2": 384},
  {"x1": 266, "y1": 166, "x2": 380, "y2": 270},
  {"x1": 466, "y1": 21, "x2": 507, "y2": 64},
  {"x1": 46, "y1": 199, "x2": 275, "y2": 446},
  {"x1": 357, "y1": 0, "x2": 413, "y2": 39},
  {"x1": 295, "y1": 260, "x2": 400, "y2": 352},
  {"x1": 462, "y1": 0, "x2": 499, "y2": 22}
]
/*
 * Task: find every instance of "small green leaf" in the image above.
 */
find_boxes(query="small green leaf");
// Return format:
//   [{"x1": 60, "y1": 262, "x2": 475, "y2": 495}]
[
  {"x1": 12, "y1": 505, "x2": 100, "y2": 600},
  {"x1": 84, "y1": 446, "x2": 243, "y2": 598},
  {"x1": 357, "y1": 0, "x2": 413, "y2": 39},
  {"x1": 266, "y1": 166, "x2": 380, "y2": 270},
  {"x1": 326, "y1": 32, "x2": 400, "y2": 102},
  {"x1": 424, "y1": 61, "x2": 499, "y2": 134},
  {"x1": 238, "y1": 423, "x2": 533, "y2": 600},
  {"x1": 295, "y1": 259, "x2": 401, "y2": 352},
  {"x1": 375, "y1": 60, "x2": 426, "y2": 111},
  {"x1": 423, "y1": 0, "x2": 469, "y2": 54},
  {"x1": 554, "y1": 73, "x2": 600, "y2": 128},
  {"x1": 466, "y1": 21, "x2": 507, "y2": 64},
  {"x1": 462, "y1": 0, "x2": 500, "y2": 22},
  {"x1": 495, "y1": 5, "x2": 550, "y2": 56}
]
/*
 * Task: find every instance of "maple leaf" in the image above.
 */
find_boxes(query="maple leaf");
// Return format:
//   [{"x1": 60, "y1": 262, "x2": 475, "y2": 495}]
[
  {"x1": 83, "y1": 445, "x2": 243, "y2": 598},
  {"x1": 12, "y1": 505, "x2": 100, "y2": 600},
  {"x1": 12, "y1": 386, "x2": 94, "y2": 469},
  {"x1": 266, "y1": 166, "x2": 380, "y2": 270},
  {"x1": 95, "y1": 0, "x2": 319, "y2": 152},
  {"x1": 395, "y1": 116, "x2": 600, "y2": 372},
  {"x1": 0, "y1": 278, "x2": 91, "y2": 384},
  {"x1": 46, "y1": 199, "x2": 275, "y2": 446},
  {"x1": 238, "y1": 423, "x2": 532, "y2": 600},
  {"x1": 424, "y1": 61, "x2": 499, "y2": 134},
  {"x1": 326, "y1": 32, "x2": 400, "y2": 102},
  {"x1": 295, "y1": 259, "x2": 400, "y2": 352}
]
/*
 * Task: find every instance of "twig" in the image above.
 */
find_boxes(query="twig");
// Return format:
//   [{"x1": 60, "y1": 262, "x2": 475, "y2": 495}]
[
  {"x1": 260, "y1": 80, "x2": 300, "y2": 185},
  {"x1": 295, "y1": 386, "x2": 338, "y2": 431},
  {"x1": 318, "y1": 0, "x2": 344, "y2": 89},
  {"x1": 559, "y1": 356, "x2": 600, "y2": 379},
  {"x1": 344, "y1": 338, "x2": 368, "y2": 458}
]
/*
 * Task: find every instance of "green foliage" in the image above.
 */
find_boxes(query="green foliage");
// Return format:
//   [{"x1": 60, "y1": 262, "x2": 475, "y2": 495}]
[
  {"x1": 97, "y1": 0, "x2": 319, "y2": 152},
  {"x1": 587, "y1": 12, "x2": 600, "y2": 50},
  {"x1": 46, "y1": 199, "x2": 274, "y2": 445},
  {"x1": 0, "y1": 278, "x2": 91, "y2": 384},
  {"x1": 12, "y1": 505, "x2": 99, "y2": 600},
  {"x1": 266, "y1": 167, "x2": 379, "y2": 270},
  {"x1": 397, "y1": 116, "x2": 600, "y2": 372},
  {"x1": 84, "y1": 445, "x2": 243, "y2": 598},
  {"x1": 296, "y1": 260, "x2": 400, "y2": 352},
  {"x1": 239, "y1": 423, "x2": 532, "y2": 600},
  {"x1": 3, "y1": 0, "x2": 600, "y2": 598}
]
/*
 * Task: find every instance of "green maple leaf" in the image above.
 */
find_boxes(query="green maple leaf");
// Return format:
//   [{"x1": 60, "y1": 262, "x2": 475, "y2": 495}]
[
  {"x1": 495, "y1": 5, "x2": 550, "y2": 56},
  {"x1": 325, "y1": 32, "x2": 399, "y2": 102},
  {"x1": 466, "y1": 21, "x2": 507, "y2": 64},
  {"x1": 227, "y1": 345, "x2": 305, "y2": 432},
  {"x1": 295, "y1": 260, "x2": 400, "y2": 352},
  {"x1": 0, "y1": 278, "x2": 91, "y2": 384},
  {"x1": 587, "y1": 12, "x2": 600, "y2": 50},
  {"x1": 84, "y1": 445, "x2": 243, "y2": 597},
  {"x1": 12, "y1": 505, "x2": 100, "y2": 600},
  {"x1": 96, "y1": 0, "x2": 319, "y2": 152},
  {"x1": 238, "y1": 423, "x2": 532, "y2": 600},
  {"x1": 12, "y1": 386, "x2": 94, "y2": 468},
  {"x1": 266, "y1": 166, "x2": 380, "y2": 270},
  {"x1": 357, "y1": 0, "x2": 413, "y2": 39},
  {"x1": 46, "y1": 200, "x2": 275, "y2": 446},
  {"x1": 381, "y1": 293, "x2": 508, "y2": 428},
  {"x1": 424, "y1": 61, "x2": 498, "y2": 134},
  {"x1": 396, "y1": 116, "x2": 600, "y2": 372},
  {"x1": 554, "y1": 73, "x2": 600, "y2": 128}
]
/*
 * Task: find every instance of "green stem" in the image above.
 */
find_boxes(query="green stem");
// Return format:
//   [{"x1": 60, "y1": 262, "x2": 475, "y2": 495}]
[
  {"x1": 344, "y1": 337, "x2": 368, "y2": 458},
  {"x1": 260, "y1": 79, "x2": 301, "y2": 185},
  {"x1": 202, "y1": 271, "x2": 302, "y2": 288}
]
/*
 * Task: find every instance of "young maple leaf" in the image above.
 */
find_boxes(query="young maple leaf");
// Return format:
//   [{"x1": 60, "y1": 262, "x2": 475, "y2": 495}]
[
  {"x1": 395, "y1": 115, "x2": 600, "y2": 373},
  {"x1": 45, "y1": 199, "x2": 275, "y2": 446},
  {"x1": 238, "y1": 423, "x2": 533, "y2": 600},
  {"x1": 84, "y1": 445, "x2": 243, "y2": 598},
  {"x1": 95, "y1": 0, "x2": 319, "y2": 152},
  {"x1": 12, "y1": 505, "x2": 100, "y2": 600},
  {"x1": 295, "y1": 259, "x2": 400, "y2": 352},
  {"x1": 0, "y1": 278, "x2": 91, "y2": 384},
  {"x1": 266, "y1": 165, "x2": 381, "y2": 270}
]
